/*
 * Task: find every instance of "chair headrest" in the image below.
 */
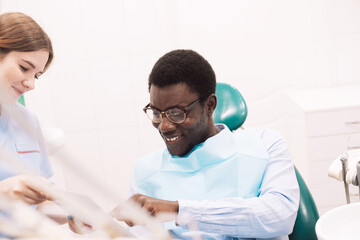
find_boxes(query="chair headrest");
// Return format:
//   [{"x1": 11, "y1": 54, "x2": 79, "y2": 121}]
[{"x1": 213, "y1": 83, "x2": 247, "y2": 131}]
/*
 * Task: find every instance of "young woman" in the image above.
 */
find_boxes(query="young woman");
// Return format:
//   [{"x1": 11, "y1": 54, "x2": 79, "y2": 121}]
[
  {"x1": 0, "y1": 12, "x2": 54, "y2": 207},
  {"x1": 0, "y1": 12, "x2": 94, "y2": 235}
]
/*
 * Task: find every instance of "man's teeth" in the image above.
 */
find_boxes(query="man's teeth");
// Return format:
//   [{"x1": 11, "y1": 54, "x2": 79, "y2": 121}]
[{"x1": 166, "y1": 136, "x2": 179, "y2": 142}]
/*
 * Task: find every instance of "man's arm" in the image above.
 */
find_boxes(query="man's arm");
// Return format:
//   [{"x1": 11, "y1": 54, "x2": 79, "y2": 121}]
[{"x1": 176, "y1": 129, "x2": 299, "y2": 238}]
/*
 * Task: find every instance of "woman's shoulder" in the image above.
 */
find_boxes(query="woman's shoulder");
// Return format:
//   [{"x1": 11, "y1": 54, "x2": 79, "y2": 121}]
[
  {"x1": 4, "y1": 103, "x2": 40, "y2": 130},
  {"x1": 15, "y1": 103, "x2": 38, "y2": 120}
]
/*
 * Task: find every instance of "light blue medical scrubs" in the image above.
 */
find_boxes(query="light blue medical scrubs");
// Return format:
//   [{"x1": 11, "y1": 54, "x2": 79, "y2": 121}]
[
  {"x1": 0, "y1": 103, "x2": 52, "y2": 180},
  {"x1": 0, "y1": 103, "x2": 53, "y2": 238}
]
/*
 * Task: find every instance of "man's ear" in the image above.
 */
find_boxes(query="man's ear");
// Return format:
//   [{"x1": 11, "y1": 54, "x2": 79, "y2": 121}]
[{"x1": 205, "y1": 94, "x2": 217, "y2": 116}]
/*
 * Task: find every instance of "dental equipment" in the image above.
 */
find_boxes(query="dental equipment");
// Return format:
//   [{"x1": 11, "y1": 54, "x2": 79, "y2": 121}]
[
  {"x1": 0, "y1": 104, "x2": 172, "y2": 239},
  {"x1": 340, "y1": 145, "x2": 350, "y2": 204},
  {"x1": 0, "y1": 193, "x2": 71, "y2": 239},
  {"x1": 0, "y1": 128, "x2": 170, "y2": 240},
  {"x1": 0, "y1": 147, "x2": 125, "y2": 238},
  {"x1": 357, "y1": 161, "x2": 360, "y2": 201},
  {"x1": 53, "y1": 149, "x2": 171, "y2": 240},
  {"x1": 0, "y1": 144, "x2": 171, "y2": 240},
  {"x1": 328, "y1": 138, "x2": 360, "y2": 204}
]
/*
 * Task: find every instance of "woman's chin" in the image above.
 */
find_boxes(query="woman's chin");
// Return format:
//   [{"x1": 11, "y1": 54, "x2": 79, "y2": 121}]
[{"x1": 0, "y1": 94, "x2": 18, "y2": 105}]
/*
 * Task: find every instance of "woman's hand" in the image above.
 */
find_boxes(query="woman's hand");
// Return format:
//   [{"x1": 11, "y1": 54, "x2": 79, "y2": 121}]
[
  {"x1": 37, "y1": 201, "x2": 68, "y2": 224},
  {"x1": 37, "y1": 201, "x2": 95, "y2": 234},
  {"x1": 66, "y1": 215, "x2": 94, "y2": 234},
  {"x1": 0, "y1": 175, "x2": 53, "y2": 205}
]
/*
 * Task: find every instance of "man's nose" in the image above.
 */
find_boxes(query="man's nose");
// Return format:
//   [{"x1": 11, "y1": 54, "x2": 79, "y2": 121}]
[{"x1": 158, "y1": 115, "x2": 176, "y2": 132}]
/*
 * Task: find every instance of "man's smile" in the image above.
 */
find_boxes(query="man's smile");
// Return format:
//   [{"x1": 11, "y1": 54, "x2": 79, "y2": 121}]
[{"x1": 163, "y1": 135, "x2": 181, "y2": 144}]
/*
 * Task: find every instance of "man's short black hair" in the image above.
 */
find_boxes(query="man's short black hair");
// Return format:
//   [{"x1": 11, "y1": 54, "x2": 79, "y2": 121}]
[{"x1": 148, "y1": 49, "x2": 216, "y2": 102}]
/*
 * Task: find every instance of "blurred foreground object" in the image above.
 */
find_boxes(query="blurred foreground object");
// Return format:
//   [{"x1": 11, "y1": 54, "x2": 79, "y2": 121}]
[{"x1": 42, "y1": 127, "x2": 66, "y2": 156}]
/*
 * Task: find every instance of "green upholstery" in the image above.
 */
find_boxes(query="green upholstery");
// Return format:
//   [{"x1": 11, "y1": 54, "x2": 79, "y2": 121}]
[
  {"x1": 18, "y1": 95, "x2": 25, "y2": 106},
  {"x1": 214, "y1": 82, "x2": 247, "y2": 131},
  {"x1": 214, "y1": 82, "x2": 319, "y2": 240},
  {"x1": 289, "y1": 167, "x2": 319, "y2": 240}
]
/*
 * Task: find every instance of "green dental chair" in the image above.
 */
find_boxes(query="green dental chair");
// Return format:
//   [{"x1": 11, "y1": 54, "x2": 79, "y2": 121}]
[{"x1": 214, "y1": 82, "x2": 319, "y2": 240}]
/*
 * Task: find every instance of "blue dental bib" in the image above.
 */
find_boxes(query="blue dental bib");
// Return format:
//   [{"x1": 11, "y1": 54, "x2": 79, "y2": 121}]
[{"x1": 134, "y1": 125, "x2": 270, "y2": 239}]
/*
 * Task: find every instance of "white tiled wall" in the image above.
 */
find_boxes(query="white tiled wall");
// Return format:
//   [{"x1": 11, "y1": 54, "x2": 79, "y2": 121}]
[{"x1": 1, "y1": 0, "x2": 360, "y2": 210}]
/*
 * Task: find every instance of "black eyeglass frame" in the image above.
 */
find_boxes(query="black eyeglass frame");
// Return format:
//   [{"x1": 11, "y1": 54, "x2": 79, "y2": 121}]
[{"x1": 143, "y1": 98, "x2": 201, "y2": 124}]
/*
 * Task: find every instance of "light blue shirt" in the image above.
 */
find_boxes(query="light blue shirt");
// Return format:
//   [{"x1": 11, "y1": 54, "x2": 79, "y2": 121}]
[
  {"x1": 130, "y1": 125, "x2": 299, "y2": 240},
  {"x1": 0, "y1": 103, "x2": 53, "y2": 238},
  {"x1": 0, "y1": 103, "x2": 52, "y2": 180}
]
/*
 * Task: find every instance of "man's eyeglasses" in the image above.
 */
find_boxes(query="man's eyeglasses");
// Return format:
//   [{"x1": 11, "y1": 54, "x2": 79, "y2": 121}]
[{"x1": 143, "y1": 98, "x2": 201, "y2": 124}]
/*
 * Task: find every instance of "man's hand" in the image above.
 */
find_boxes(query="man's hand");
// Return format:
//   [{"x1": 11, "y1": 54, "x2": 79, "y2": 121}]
[
  {"x1": 0, "y1": 175, "x2": 53, "y2": 205},
  {"x1": 130, "y1": 193, "x2": 179, "y2": 216},
  {"x1": 110, "y1": 193, "x2": 179, "y2": 226}
]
